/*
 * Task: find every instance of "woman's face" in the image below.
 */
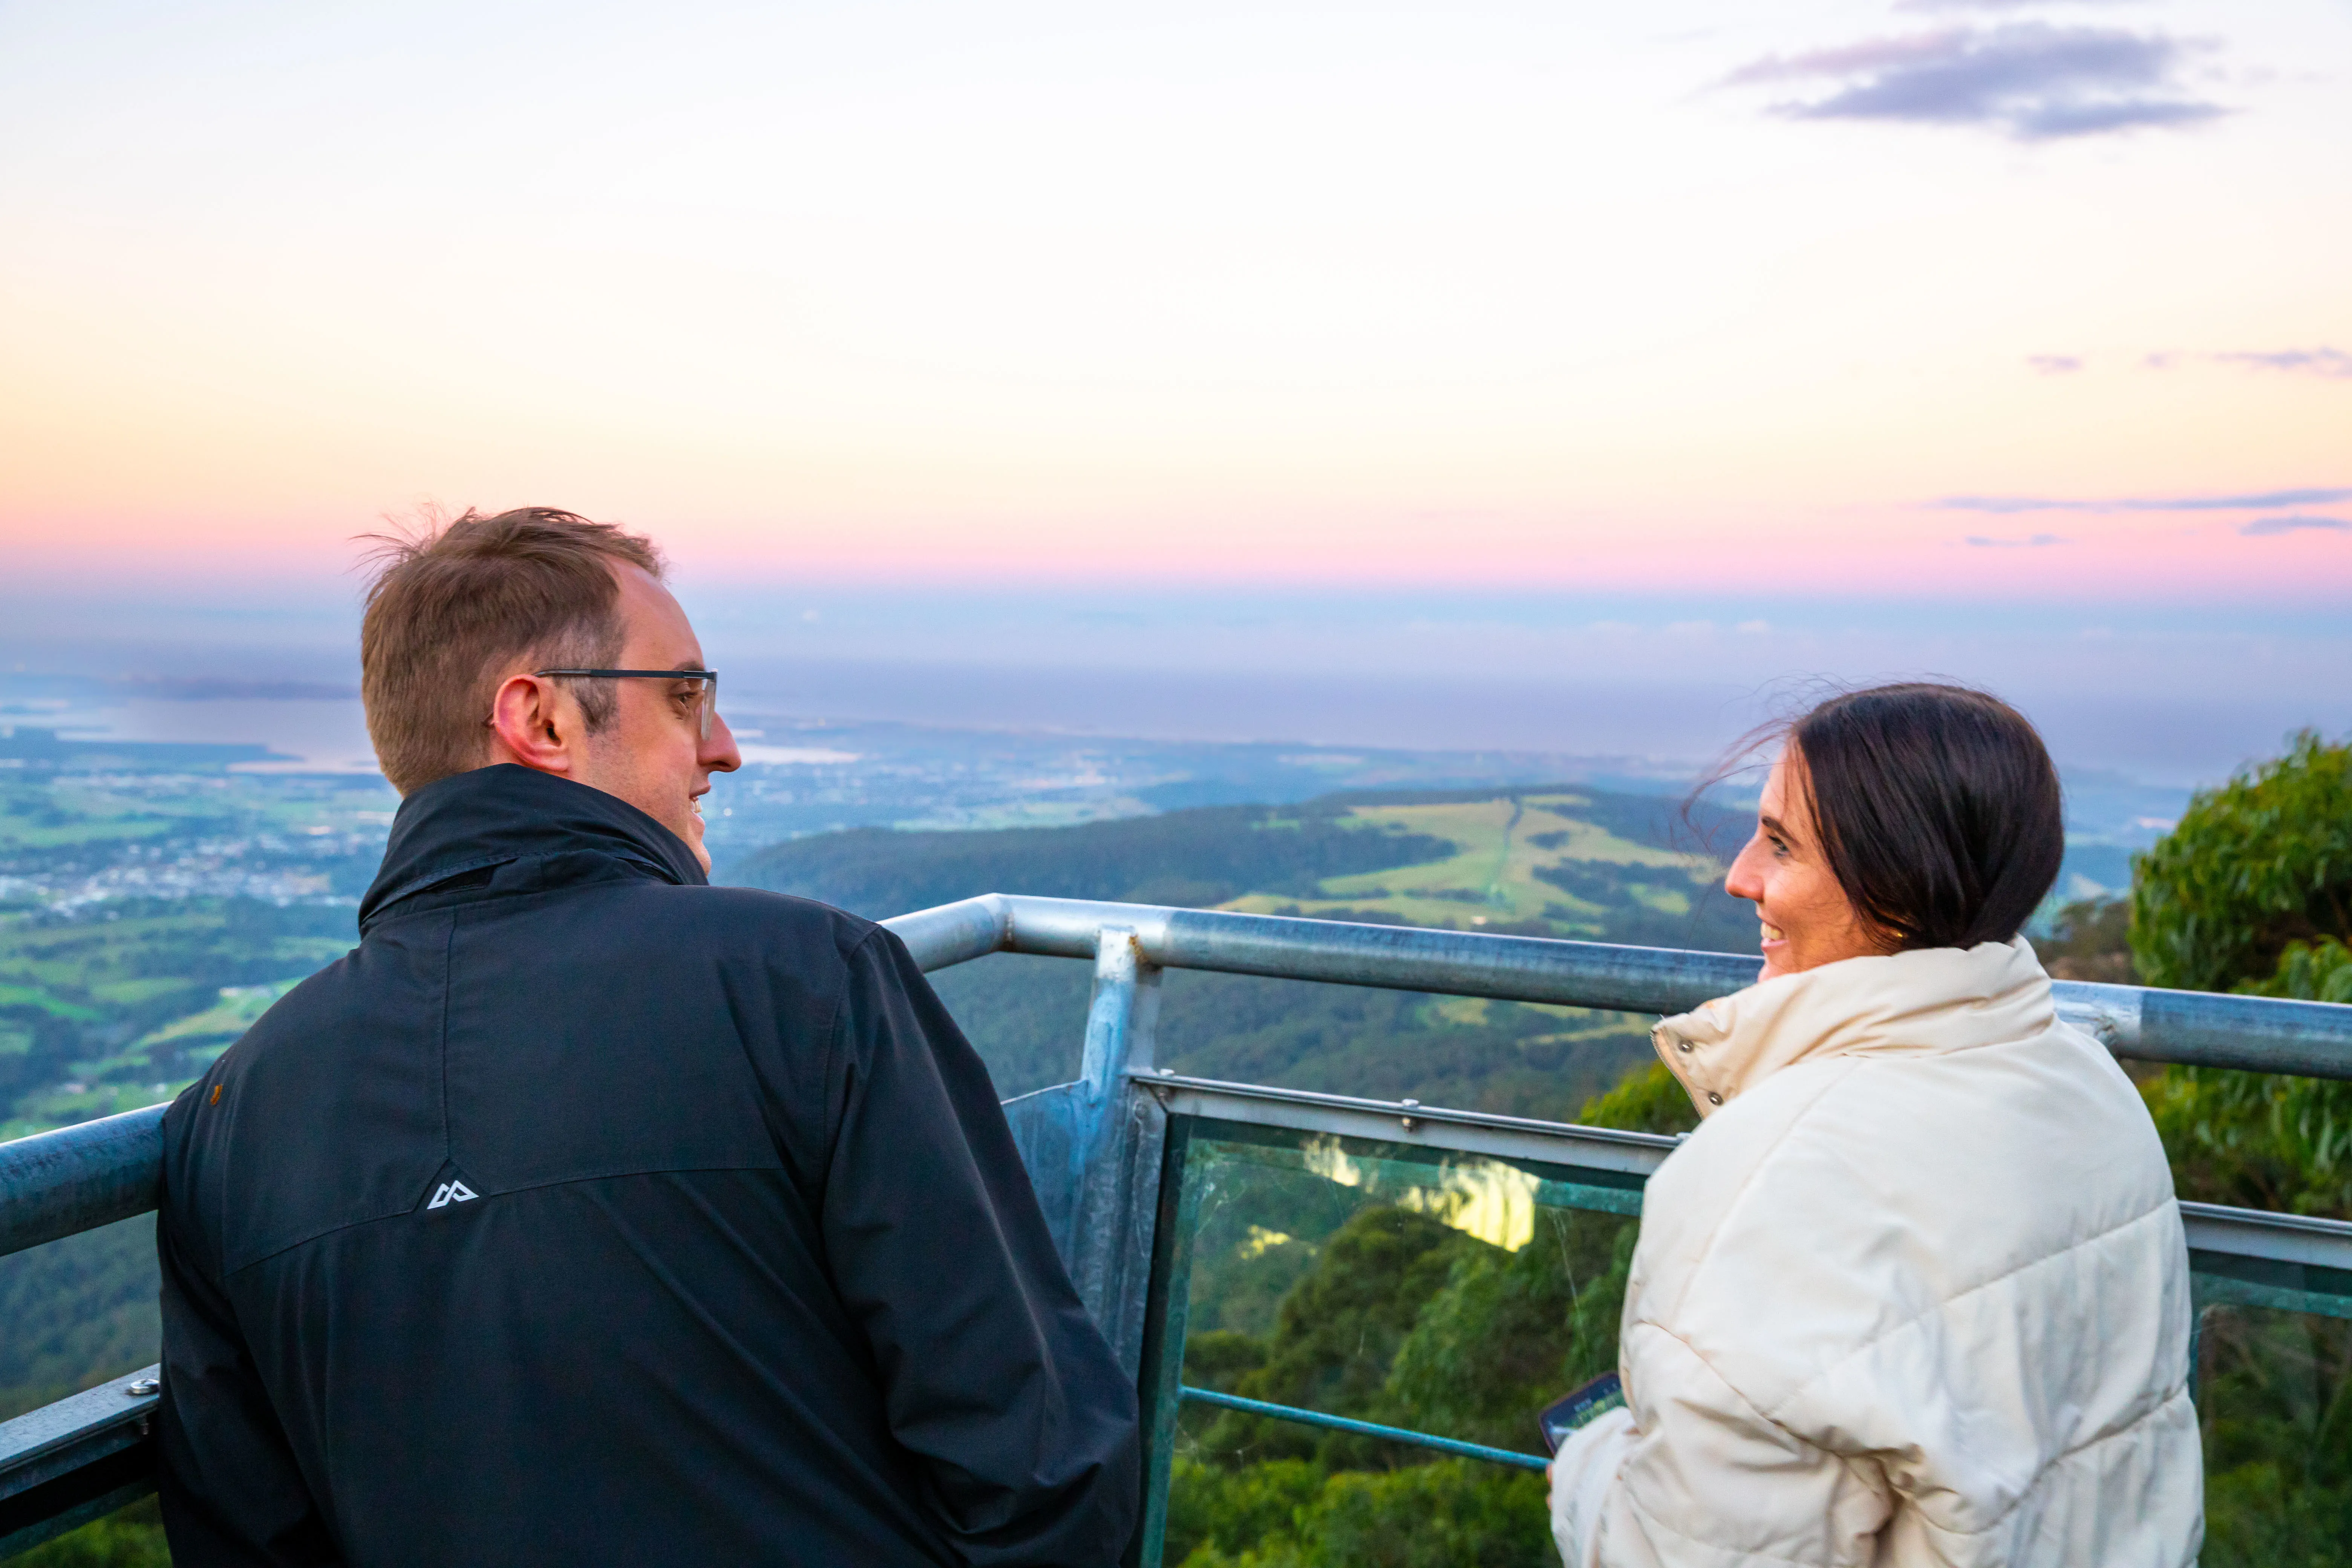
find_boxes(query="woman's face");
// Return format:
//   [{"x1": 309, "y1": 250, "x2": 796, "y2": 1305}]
[{"x1": 1725, "y1": 752, "x2": 1887, "y2": 981}]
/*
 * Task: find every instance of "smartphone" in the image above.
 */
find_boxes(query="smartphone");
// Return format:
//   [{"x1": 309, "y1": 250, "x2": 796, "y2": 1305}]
[{"x1": 1537, "y1": 1372, "x2": 1625, "y2": 1455}]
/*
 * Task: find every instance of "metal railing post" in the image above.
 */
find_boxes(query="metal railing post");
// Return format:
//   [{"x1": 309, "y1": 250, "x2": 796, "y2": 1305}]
[
  {"x1": 1081, "y1": 926, "x2": 1163, "y2": 1092},
  {"x1": 1066, "y1": 927, "x2": 1168, "y2": 1379},
  {"x1": 1125, "y1": 1119, "x2": 1200, "y2": 1568}
]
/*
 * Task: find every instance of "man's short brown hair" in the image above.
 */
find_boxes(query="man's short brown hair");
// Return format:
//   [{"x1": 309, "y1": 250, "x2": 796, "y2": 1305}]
[{"x1": 360, "y1": 508, "x2": 664, "y2": 795}]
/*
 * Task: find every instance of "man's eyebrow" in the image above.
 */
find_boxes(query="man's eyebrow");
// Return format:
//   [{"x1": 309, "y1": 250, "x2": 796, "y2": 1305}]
[{"x1": 1759, "y1": 813, "x2": 1795, "y2": 840}]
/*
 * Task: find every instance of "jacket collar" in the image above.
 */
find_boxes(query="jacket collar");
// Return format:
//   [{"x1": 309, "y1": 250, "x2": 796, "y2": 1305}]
[
  {"x1": 358, "y1": 764, "x2": 707, "y2": 933},
  {"x1": 1653, "y1": 937, "x2": 2055, "y2": 1118}
]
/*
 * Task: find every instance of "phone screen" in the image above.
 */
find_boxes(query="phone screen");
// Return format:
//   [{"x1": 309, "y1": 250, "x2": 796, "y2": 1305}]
[{"x1": 1537, "y1": 1372, "x2": 1625, "y2": 1455}]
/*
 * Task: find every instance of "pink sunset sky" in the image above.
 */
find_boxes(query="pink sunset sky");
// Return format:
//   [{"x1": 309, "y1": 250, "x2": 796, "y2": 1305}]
[{"x1": 2, "y1": 0, "x2": 2347, "y2": 771}]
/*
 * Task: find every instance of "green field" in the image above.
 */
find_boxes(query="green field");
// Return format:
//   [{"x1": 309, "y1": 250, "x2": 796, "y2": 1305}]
[
  {"x1": 0, "y1": 763, "x2": 388, "y2": 1142},
  {"x1": 0, "y1": 904, "x2": 351, "y2": 1141},
  {"x1": 1222, "y1": 793, "x2": 1718, "y2": 935},
  {"x1": 0, "y1": 772, "x2": 390, "y2": 853}
]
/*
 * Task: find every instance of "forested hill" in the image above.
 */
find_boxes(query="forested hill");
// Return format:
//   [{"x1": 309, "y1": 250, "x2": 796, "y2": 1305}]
[
  {"x1": 725, "y1": 781, "x2": 1757, "y2": 955},
  {"x1": 724, "y1": 800, "x2": 1456, "y2": 918}
]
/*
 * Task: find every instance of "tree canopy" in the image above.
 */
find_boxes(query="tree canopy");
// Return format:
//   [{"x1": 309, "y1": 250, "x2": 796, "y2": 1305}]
[
  {"x1": 2131, "y1": 731, "x2": 2352, "y2": 994},
  {"x1": 2128, "y1": 735, "x2": 2352, "y2": 1563}
]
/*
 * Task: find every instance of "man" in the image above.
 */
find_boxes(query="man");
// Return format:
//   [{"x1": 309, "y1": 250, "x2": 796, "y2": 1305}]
[{"x1": 155, "y1": 508, "x2": 1139, "y2": 1565}]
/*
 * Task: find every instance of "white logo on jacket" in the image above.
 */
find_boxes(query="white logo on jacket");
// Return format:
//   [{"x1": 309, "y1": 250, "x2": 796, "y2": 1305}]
[{"x1": 426, "y1": 1181, "x2": 478, "y2": 1210}]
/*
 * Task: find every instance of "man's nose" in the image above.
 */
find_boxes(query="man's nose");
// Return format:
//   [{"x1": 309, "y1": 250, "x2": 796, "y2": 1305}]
[{"x1": 703, "y1": 712, "x2": 744, "y2": 774}]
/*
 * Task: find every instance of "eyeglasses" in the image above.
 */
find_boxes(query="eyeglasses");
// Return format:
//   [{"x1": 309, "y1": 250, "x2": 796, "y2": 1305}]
[{"x1": 533, "y1": 668, "x2": 720, "y2": 741}]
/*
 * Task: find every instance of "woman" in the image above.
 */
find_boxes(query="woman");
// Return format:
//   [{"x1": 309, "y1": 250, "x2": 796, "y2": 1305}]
[{"x1": 1548, "y1": 683, "x2": 2200, "y2": 1566}]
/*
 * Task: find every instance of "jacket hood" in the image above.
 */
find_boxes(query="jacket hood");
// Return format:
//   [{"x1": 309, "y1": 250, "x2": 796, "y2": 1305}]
[
  {"x1": 1654, "y1": 937, "x2": 2055, "y2": 1118},
  {"x1": 359, "y1": 764, "x2": 708, "y2": 932}
]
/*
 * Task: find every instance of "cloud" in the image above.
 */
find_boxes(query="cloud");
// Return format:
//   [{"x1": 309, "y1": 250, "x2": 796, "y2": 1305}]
[
  {"x1": 1723, "y1": 24, "x2": 2226, "y2": 141},
  {"x1": 2212, "y1": 348, "x2": 2352, "y2": 379},
  {"x1": 1965, "y1": 532, "x2": 2068, "y2": 547},
  {"x1": 1938, "y1": 487, "x2": 2352, "y2": 514},
  {"x1": 2239, "y1": 515, "x2": 2352, "y2": 537},
  {"x1": 2027, "y1": 354, "x2": 2082, "y2": 374}
]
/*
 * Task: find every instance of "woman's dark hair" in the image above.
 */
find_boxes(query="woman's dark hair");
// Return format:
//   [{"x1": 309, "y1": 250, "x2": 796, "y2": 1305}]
[{"x1": 1779, "y1": 683, "x2": 2064, "y2": 952}]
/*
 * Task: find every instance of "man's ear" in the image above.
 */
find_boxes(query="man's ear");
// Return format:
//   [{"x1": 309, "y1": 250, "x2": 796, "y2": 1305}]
[{"x1": 485, "y1": 673, "x2": 579, "y2": 776}]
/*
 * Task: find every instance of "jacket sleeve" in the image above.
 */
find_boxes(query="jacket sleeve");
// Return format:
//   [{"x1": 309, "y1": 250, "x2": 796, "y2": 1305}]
[
  {"x1": 816, "y1": 927, "x2": 1141, "y2": 1568},
  {"x1": 1547, "y1": 1322, "x2": 1891, "y2": 1568},
  {"x1": 154, "y1": 1198, "x2": 343, "y2": 1566},
  {"x1": 1548, "y1": 1404, "x2": 1635, "y2": 1564}
]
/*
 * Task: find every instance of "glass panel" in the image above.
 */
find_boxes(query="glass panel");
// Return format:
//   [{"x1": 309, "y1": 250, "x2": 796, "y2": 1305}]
[
  {"x1": 7, "y1": 1497, "x2": 168, "y2": 1566},
  {"x1": 1149, "y1": 1117, "x2": 2352, "y2": 1566},
  {"x1": 928, "y1": 951, "x2": 1094, "y2": 1099},
  {"x1": 0, "y1": 1214, "x2": 158, "y2": 1421},
  {"x1": 1159, "y1": 1120, "x2": 1638, "y2": 1568},
  {"x1": 2194, "y1": 1298, "x2": 2352, "y2": 1565}
]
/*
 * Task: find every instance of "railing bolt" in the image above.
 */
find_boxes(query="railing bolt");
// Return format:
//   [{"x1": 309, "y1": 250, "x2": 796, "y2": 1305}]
[{"x1": 126, "y1": 1379, "x2": 159, "y2": 1397}]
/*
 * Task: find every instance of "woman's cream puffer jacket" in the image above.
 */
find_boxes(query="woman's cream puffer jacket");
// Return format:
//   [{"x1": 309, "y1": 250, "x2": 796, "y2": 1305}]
[{"x1": 1549, "y1": 939, "x2": 2201, "y2": 1567}]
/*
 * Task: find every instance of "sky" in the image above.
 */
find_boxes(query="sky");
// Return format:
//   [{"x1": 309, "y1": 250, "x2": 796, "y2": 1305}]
[{"x1": 2, "y1": 0, "x2": 2347, "y2": 775}]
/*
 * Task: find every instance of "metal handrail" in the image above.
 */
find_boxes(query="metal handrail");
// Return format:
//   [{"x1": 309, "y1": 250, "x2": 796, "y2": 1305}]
[
  {"x1": 0, "y1": 1105, "x2": 164, "y2": 1262},
  {"x1": 1144, "y1": 1070, "x2": 2352, "y2": 1272},
  {"x1": 891, "y1": 894, "x2": 2352, "y2": 1078},
  {"x1": 15, "y1": 895, "x2": 2350, "y2": 1260},
  {"x1": 0, "y1": 1367, "x2": 159, "y2": 1557},
  {"x1": 1138, "y1": 1069, "x2": 1677, "y2": 1178}
]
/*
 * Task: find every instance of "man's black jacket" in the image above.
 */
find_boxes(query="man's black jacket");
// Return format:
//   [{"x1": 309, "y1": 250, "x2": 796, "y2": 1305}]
[{"x1": 155, "y1": 765, "x2": 1138, "y2": 1566}]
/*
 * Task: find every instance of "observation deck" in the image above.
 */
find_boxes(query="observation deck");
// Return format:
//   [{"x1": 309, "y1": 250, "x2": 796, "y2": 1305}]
[{"x1": 6, "y1": 896, "x2": 2352, "y2": 1561}]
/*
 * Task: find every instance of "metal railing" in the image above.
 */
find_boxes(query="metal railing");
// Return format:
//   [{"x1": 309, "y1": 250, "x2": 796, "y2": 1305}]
[
  {"x1": 5, "y1": 893, "x2": 2352, "y2": 1561},
  {"x1": 1176, "y1": 1387, "x2": 1550, "y2": 1472}
]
